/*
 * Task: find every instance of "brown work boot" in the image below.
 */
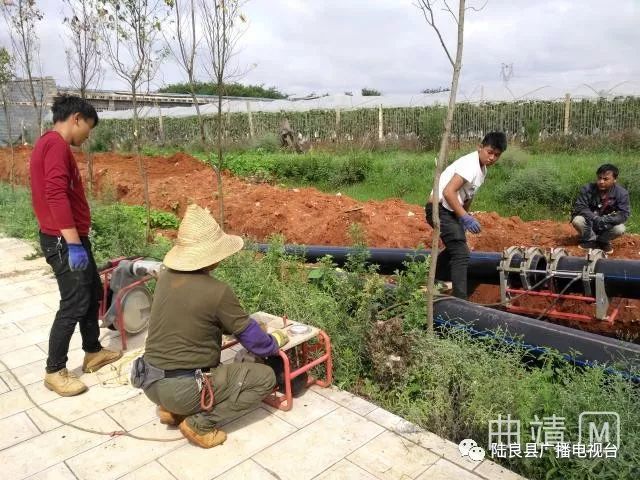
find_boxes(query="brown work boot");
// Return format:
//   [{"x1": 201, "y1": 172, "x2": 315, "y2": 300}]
[
  {"x1": 179, "y1": 420, "x2": 227, "y2": 448},
  {"x1": 82, "y1": 348, "x2": 123, "y2": 373},
  {"x1": 44, "y1": 368, "x2": 88, "y2": 397},
  {"x1": 158, "y1": 406, "x2": 185, "y2": 426}
]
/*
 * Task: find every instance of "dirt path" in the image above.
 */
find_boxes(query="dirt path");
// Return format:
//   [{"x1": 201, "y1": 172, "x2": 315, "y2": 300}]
[{"x1": 2, "y1": 146, "x2": 639, "y2": 337}]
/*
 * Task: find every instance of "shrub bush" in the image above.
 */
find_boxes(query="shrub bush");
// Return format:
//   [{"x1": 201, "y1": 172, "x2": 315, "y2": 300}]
[{"x1": 496, "y1": 164, "x2": 580, "y2": 217}]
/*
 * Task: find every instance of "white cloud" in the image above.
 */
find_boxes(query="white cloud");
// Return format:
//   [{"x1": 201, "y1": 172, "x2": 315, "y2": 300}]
[{"x1": 0, "y1": 0, "x2": 637, "y2": 97}]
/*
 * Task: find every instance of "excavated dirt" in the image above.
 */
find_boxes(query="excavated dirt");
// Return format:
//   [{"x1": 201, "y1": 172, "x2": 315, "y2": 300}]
[{"x1": 2, "y1": 146, "x2": 639, "y2": 338}]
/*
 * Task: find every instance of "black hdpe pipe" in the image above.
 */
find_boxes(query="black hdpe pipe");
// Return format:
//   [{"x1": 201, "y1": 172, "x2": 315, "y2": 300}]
[
  {"x1": 253, "y1": 243, "x2": 640, "y2": 374},
  {"x1": 434, "y1": 297, "x2": 640, "y2": 373},
  {"x1": 254, "y1": 244, "x2": 640, "y2": 300}
]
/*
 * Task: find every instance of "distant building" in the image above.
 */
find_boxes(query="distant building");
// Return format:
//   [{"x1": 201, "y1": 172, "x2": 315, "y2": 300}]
[
  {"x1": 0, "y1": 78, "x2": 269, "y2": 144},
  {"x1": 0, "y1": 77, "x2": 57, "y2": 145}
]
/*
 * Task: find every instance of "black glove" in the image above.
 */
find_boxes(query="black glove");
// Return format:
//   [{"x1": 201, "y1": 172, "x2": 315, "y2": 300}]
[{"x1": 593, "y1": 215, "x2": 612, "y2": 233}]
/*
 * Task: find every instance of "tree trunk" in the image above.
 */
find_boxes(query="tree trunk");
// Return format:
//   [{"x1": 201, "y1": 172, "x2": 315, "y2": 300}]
[
  {"x1": 1, "y1": 91, "x2": 15, "y2": 193},
  {"x1": 426, "y1": 0, "x2": 466, "y2": 332},
  {"x1": 132, "y1": 87, "x2": 151, "y2": 242},
  {"x1": 86, "y1": 148, "x2": 94, "y2": 197},
  {"x1": 216, "y1": 79, "x2": 224, "y2": 226},
  {"x1": 189, "y1": 82, "x2": 206, "y2": 148}
]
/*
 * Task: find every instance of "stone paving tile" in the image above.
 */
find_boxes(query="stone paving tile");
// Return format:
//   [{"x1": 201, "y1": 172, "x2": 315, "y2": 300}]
[
  {"x1": 366, "y1": 407, "x2": 484, "y2": 472},
  {"x1": 26, "y1": 382, "x2": 140, "y2": 432},
  {"x1": 0, "y1": 344, "x2": 47, "y2": 371},
  {"x1": 0, "y1": 359, "x2": 48, "y2": 390},
  {"x1": 310, "y1": 384, "x2": 378, "y2": 416},
  {"x1": 66, "y1": 419, "x2": 188, "y2": 480},
  {"x1": 348, "y1": 430, "x2": 440, "y2": 479},
  {"x1": 254, "y1": 406, "x2": 385, "y2": 480},
  {"x1": 0, "y1": 410, "x2": 121, "y2": 480},
  {"x1": 313, "y1": 459, "x2": 379, "y2": 479},
  {"x1": 161, "y1": 407, "x2": 296, "y2": 480},
  {"x1": 119, "y1": 461, "x2": 177, "y2": 480},
  {"x1": 0, "y1": 269, "x2": 52, "y2": 287},
  {"x1": 474, "y1": 459, "x2": 528, "y2": 480},
  {"x1": 0, "y1": 237, "x2": 525, "y2": 480},
  {"x1": 104, "y1": 391, "x2": 159, "y2": 431},
  {"x1": 0, "y1": 302, "x2": 53, "y2": 326},
  {"x1": 0, "y1": 293, "x2": 58, "y2": 314},
  {"x1": 0, "y1": 326, "x2": 50, "y2": 355},
  {"x1": 24, "y1": 463, "x2": 77, "y2": 480},
  {"x1": 416, "y1": 458, "x2": 483, "y2": 480},
  {"x1": 15, "y1": 313, "x2": 55, "y2": 333},
  {"x1": 214, "y1": 459, "x2": 282, "y2": 480},
  {"x1": 0, "y1": 412, "x2": 40, "y2": 450},
  {"x1": 0, "y1": 322, "x2": 22, "y2": 339},
  {"x1": 0, "y1": 381, "x2": 61, "y2": 420},
  {"x1": 401, "y1": 426, "x2": 480, "y2": 471},
  {"x1": 263, "y1": 387, "x2": 339, "y2": 429}
]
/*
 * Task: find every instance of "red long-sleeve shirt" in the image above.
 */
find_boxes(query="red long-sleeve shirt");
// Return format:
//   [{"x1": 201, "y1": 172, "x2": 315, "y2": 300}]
[{"x1": 30, "y1": 131, "x2": 91, "y2": 236}]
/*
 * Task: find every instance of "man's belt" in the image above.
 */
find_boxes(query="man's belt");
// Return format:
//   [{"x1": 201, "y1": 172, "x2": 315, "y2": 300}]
[{"x1": 164, "y1": 367, "x2": 211, "y2": 378}]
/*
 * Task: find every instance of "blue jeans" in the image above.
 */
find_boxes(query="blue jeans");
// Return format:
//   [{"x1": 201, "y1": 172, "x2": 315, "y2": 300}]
[
  {"x1": 39, "y1": 232, "x2": 103, "y2": 373},
  {"x1": 425, "y1": 203, "x2": 470, "y2": 299}
]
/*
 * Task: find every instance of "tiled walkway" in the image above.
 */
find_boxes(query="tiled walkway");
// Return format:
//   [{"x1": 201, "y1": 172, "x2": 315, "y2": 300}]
[{"x1": 0, "y1": 236, "x2": 526, "y2": 480}]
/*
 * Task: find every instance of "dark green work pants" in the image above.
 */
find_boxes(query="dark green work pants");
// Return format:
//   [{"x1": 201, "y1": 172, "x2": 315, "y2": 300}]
[{"x1": 144, "y1": 362, "x2": 276, "y2": 434}]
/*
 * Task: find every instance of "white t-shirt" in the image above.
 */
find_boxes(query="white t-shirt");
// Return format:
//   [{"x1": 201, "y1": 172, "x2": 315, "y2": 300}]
[{"x1": 434, "y1": 150, "x2": 486, "y2": 211}]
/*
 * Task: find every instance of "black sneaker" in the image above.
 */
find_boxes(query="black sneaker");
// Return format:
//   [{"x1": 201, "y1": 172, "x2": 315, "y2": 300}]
[
  {"x1": 578, "y1": 241, "x2": 597, "y2": 250},
  {"x1": 597, "y1": 241, "x2": 613, "y2": 254}
]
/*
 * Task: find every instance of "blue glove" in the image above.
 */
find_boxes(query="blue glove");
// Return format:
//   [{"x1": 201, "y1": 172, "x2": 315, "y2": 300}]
[
  {"x1": 460, "y1": 214, "x2": 481, "y2": 234},
  {"x1": 68, "y1": 243, "x2": 89, "y2": 271}
]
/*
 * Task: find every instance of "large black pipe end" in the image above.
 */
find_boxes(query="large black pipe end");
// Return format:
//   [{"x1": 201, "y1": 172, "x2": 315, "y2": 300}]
[{"x1": 434, "y1": 297, "x2": 640, "y2": 370}]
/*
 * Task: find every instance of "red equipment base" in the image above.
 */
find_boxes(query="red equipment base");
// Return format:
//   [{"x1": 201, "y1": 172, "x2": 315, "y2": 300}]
[{"x1": 505, "y1": 288, "x2": 621, "y2": 324}]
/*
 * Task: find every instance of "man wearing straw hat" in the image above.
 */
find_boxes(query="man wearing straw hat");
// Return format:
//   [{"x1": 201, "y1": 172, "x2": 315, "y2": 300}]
[{"x1": 141, "y1": 204, "x2": 288, "y2": 448}]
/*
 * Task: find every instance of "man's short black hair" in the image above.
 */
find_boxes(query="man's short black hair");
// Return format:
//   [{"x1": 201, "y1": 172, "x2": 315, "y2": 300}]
[
  {"x1": 481, "y1": 131, "x2": 507, "y2": 152},
  {"x1": 51, "y1": 95, "x2": 99, "y2": 127},
  {"x1": 597, "y1": 163, "x2": 618, "y2": 179}
]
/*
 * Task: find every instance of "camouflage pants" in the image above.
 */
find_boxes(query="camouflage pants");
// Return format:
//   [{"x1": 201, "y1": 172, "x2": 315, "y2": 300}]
[{"x1": 144, "y1": 362, "x2": 276, "y2": 434}]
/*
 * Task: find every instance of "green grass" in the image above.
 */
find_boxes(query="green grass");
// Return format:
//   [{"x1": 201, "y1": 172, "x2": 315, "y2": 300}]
[
  {"x1": 1, "y1": 186, "x2": 638, "y2": 480},
  {"x1": 0, "y1": 184, "x2": 174, "y2": 264}
]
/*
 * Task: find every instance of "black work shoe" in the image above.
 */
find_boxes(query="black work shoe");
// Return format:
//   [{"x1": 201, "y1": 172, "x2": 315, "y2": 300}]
[
  {"x1": 578, "y1": 241, "x2": 597, "y2": 250},
  {"x1": 597, "y1": 242, "x2": 613, "y2": 254}
]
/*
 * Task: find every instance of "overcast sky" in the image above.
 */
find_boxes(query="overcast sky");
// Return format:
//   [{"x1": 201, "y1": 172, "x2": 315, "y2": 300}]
[{"x1": 2, "y1": 0, "x2": 639, "y2": 98}]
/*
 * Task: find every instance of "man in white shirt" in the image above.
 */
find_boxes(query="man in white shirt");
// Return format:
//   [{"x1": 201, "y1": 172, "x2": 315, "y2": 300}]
[{"x1": 426, "y1": 132, "x2": 507, "y2": 299}]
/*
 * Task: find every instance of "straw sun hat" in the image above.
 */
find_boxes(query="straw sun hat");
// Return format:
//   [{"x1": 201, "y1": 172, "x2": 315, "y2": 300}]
[{"x1": 163, "y1": 204, "x2": 244, "y2": 271}]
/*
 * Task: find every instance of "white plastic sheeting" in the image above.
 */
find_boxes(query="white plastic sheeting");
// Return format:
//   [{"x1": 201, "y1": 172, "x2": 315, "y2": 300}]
[{"x1": 98, "y1": 80, "x2": 640, "y2": 120}]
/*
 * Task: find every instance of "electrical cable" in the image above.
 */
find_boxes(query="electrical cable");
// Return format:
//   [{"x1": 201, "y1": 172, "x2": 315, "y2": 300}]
[{"x1": 0, "y1": 354, "x2": 183, "y2": 443}]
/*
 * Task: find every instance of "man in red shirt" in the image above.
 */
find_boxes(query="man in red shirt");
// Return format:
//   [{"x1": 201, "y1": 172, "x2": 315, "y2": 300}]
[{"x1": 30, "y1": 95, "x2": 122, "y2": 397}]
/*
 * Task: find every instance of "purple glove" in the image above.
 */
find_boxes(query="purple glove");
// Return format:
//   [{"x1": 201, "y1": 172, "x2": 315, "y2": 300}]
[
  {"x1": 236, "y1": 319, "x2": 279, "y2": 356},
  {"x1": 68, "y1": 243, "x2": 89, "y2": 271},
  {"x1": 460, "y1": 214, "x2": 481, "y2": 234}
]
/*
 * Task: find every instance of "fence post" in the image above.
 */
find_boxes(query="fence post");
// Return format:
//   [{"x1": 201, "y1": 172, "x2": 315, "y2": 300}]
[
  {"x1": 378, "y1": 104, "x2": 383, "y2": 141},
  {"x1": 335, "y1": 107, "x2": 341, "y2": 141},
  {"x1": 563, "y1": 93, "x2": 571, "y2": 135},
  {"x1": 246, "y1": 101, "x2": 254, "y2": 138},
  {"x1": 157, "y1": 102, "x2": 164, "y2": 144}
]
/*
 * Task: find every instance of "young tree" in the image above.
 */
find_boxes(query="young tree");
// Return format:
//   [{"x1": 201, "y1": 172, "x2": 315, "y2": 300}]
[
  {"x1": 1, "y1": 0, "x2": 45, "y2": 136},
  {"x1": 200, "y1": 0, "x2": 248, "y2": 226},
  {"x1": 164, "y1": 0, "x2": 206, "y2": 146},
  {"x1": 416, "y1": 0, "x2": 470, "y2": 331},
  {"x1": 98, "y1": 0, "x2": 172, "y2": 240},
  {"x1": 0, "y1": 46, "x2": 16, "y2": 192},
  {"x1": 63, "y1": 0, "x2": 103, "y2": 195}
]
